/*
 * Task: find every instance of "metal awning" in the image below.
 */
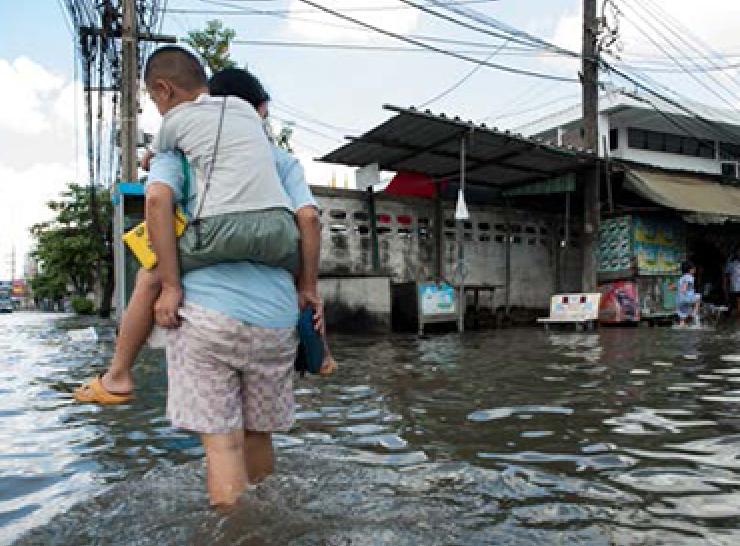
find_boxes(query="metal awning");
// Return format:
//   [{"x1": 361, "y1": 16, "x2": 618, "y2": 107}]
[
  {"x1": 625, "y1": 169, "x2": 740, "y2": 219},
  {"x1": 320, "y1": 105, "x2": 597, "y2": 188}
]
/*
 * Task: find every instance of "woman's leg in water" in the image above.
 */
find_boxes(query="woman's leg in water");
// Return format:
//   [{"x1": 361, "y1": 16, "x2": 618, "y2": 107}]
[{"x1": 101, "y1": 267, "x2": 162, "y2": 394}]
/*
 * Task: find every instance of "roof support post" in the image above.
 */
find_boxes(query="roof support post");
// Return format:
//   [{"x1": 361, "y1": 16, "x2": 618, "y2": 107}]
[
  {"x1": 367, "y1": 187, "x2": 381, "y2": 273},
  {"x1": 457, "y1": 135, "x2": 467, "y2": 333}
]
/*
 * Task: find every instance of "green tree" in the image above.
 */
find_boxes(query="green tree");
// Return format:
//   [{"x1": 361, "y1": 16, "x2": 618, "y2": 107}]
[
  {"x1": 29, "y1": 183, "x2": 114, "y2": 317},
  {"x1": 184, "y1": 20, "x2": 237, "y2": 74},
  {"x1": 185, "y1": 20, "x2": 294, "y2": 152}
]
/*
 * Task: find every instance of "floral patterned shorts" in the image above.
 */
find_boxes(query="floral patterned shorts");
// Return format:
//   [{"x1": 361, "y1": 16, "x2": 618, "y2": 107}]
[{"x1": 166, "y1": 303, "x2": 297, "y2": 434}]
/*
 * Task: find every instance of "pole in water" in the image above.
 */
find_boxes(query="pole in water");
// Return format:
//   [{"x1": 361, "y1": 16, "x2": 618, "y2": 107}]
[{"x1": 456, "y1": 134, "x2": 469, "y2": 333}]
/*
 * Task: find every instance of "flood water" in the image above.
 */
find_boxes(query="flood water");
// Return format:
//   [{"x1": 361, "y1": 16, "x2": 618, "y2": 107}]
[{"x1": 3, "y1": 312, "x2": 740, "y2": 544}]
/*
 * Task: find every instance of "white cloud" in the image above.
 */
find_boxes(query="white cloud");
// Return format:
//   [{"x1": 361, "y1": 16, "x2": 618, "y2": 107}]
[
  {"x1": 285, "y1": 0, "x2": 420, "y2": 43},
  {"x1": 0, "y1": 161, "x2": 75, "y2": 276},
  {"x1": 0, "y1": 57, "x2": 66, "y2": 135}
]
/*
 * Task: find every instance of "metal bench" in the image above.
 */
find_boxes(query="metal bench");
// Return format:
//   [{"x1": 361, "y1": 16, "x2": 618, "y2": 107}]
[{"x1": 538, "y1": 293, "x2": 602, "y2": 331}]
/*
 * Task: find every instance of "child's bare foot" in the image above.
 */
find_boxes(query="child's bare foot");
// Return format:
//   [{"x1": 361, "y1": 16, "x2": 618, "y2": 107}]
[{"x1": 319, "y1": 355, "x2": 337, "y2": 376}]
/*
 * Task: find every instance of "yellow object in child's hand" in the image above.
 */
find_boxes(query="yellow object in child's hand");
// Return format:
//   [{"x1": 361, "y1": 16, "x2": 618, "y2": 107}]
[{"x1": 123, "y1": 208, "x2": 188, "y2": 269}]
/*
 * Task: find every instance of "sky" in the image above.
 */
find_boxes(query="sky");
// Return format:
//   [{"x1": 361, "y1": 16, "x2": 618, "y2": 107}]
[{"x1": 0, "y1": 0, "x2": 739, "y2": 278}]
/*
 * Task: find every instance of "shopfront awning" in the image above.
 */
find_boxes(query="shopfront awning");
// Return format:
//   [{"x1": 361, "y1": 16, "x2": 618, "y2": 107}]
[{"x1": 625, "y1": 169, "x2": 740, "y2": 219}]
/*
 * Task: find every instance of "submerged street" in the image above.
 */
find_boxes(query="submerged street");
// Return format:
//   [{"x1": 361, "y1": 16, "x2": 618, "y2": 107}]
[{"x1": 3, "y1": 312, "x2": 740, "y2": 544}]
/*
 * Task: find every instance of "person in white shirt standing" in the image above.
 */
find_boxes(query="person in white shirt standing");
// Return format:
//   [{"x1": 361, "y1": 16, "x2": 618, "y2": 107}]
[{"x1": 725, "y1": 246, "x2": 740, "y2": 317}]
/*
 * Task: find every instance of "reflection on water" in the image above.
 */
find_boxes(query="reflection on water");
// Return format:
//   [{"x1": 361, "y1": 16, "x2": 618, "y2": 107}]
[{"x1": 3, "y1": 313, "x2": 740, "y2": 544}]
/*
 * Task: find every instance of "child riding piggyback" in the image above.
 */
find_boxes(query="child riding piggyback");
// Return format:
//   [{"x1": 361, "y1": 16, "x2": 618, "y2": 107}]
[{"x1": 145, "y1": 45, "x2": 299, "y2": 273}]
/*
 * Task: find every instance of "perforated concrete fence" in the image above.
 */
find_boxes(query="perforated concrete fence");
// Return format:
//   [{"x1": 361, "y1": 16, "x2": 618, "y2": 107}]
[{"x1": 312, "y1": 187, "x2": 582, "y2": 310}]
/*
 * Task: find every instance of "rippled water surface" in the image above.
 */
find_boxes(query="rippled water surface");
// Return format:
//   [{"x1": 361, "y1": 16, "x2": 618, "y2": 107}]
[{"x1": 4, "y1": 312, "x2": 740, "y2": 544}]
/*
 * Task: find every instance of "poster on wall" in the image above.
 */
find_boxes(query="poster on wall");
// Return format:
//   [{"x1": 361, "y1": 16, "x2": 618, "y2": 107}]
[
  {"x1": 418, "y1": 282, "x2": 456, "y2": 317},
  {"x1": 633, "y1": 217, "x2": 685, "y2": 276},
  {"x1": 599, "y1": 280, "x2": 640, "y2": 323}
]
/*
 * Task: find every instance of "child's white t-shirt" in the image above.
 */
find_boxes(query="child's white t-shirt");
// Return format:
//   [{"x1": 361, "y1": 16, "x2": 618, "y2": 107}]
[{"x1": 154, "y1": 94, "x2": 292, "y2": 218}]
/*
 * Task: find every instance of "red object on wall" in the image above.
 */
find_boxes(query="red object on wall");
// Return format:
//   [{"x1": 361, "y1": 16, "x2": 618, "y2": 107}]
[
  {"x1": 384, "y1": 171, "x2": 438, "y2": 198},
  {"x1": 599, "y1": 281, "x2": 640, "y2": 323}
]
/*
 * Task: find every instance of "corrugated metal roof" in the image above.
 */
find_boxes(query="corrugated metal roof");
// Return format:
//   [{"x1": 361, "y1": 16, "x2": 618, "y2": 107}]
[{"x1": 319, "y1": 105, "x2": 598, "y2": 187}]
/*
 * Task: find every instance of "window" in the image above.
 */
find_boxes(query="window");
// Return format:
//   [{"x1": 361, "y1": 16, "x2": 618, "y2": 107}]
[
  {"x1": 329, "y1": 210, "x2": 347, "y2": 220},
  {"x1": 699, "y1": 140, "x2": 716, "y2": 159},
  {"x1": 721, "y1": 142, "x2": 740, "y2": 161},
  {"x1": 609, "y1": 128, "x2": 619, "y2": 151},
  {"x1": 353, "y1": 211, "x2": 369, "y2": 222},
  {"x1": 628, "y1": 126, "x2": 717, "y2": 159},
  {"x1": 665, "y1": 133, "x2": 682, "y2": 154},
  {"x1": 478, "y1": 222, "x2": 490, "y2": 231},
  {"x1": 646, "y1": 130, "x2": 664, "y2": 151},
  {"x1": 444, "y1": 219, "x2": 456, "y2": 229},
  {"x1": 628, "y1": 128, "x2": 647, "y2": 149},
  {"x1": 722, "y1": 162, "x2": 738, "y2": 178}
]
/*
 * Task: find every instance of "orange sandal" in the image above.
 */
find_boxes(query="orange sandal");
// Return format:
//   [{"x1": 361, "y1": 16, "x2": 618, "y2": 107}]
[{"x1": 73, "y1": 376, "x2": 133, "y2": 405}]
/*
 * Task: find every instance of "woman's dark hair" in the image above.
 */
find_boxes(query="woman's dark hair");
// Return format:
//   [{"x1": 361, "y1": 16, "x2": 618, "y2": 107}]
[
  {"x1": 681, "y1": 260, "x2": 695, "y2": 275},
  {"x1": 209, "y1": 68, "x2": 270, "y2": 109}
]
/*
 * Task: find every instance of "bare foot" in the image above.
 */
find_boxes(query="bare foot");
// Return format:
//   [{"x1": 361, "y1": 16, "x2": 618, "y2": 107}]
[
  {"x1": 100, "y1": 368, "x2": 134, "y2": 395},
  {"x1": 319, "y1": 355, "x2": 338, "y2": 376}
]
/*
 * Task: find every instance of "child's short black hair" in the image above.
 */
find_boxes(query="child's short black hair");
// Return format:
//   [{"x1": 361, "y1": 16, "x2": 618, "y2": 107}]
[
  {"x1": 144, "y1": 46, "x2": 207, "y2": 90},
  {"x1": 681, "y1": 260, "x2": 695, "y2": 275},
  {"x1": 209, "y1": 68, "x2": 270, "y2": 109}
]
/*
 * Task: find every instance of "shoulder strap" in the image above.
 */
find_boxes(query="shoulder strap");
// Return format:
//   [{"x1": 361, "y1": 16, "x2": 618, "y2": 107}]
[
  {"x1": 179, "y1": 151, "x2": 191, "y2": 214},
  {"x1": 192, "y1": 96, "x2": 228, "y2": 222}
]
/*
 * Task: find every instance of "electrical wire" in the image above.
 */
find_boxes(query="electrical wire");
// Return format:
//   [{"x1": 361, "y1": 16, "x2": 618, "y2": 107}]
[
  {"x1": 402, "y1": 0, "x2": 579, "y2": 59},
  {"x1": 616, "y1": 0, "x2": 740, "y2": 113},
  {"x1": 170, "y1": 0, "x2": 499, "y2": 16},
  {"x1": 293, "y1": 0, "x2": 578, "y2": 83},
  {"x1": 418, "y1": 40, "x2": 509, "y2": 107}
]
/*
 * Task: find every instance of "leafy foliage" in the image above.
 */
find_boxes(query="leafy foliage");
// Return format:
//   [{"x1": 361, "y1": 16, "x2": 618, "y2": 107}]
[
  {"x1": 71, "y1": 296, "x2": 95, "y2": 315},
  {"x1": 185, "y1": 20, "x2": 294, "y2": 152},
  {"x1": 184, "y1": 20, "x2": 237, "y2": 74},
  {"x1": 29, "y1": 183, "x2": 113, "y2": 313}
]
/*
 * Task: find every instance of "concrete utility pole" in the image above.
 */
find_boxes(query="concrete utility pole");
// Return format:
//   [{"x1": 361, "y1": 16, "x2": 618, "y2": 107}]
[
  {"x1": 581, "y1": 0, "x2": 601, "y2": 292},
  {"x1": 114, "y1": 0, "x2": 138, "y2": 320}
]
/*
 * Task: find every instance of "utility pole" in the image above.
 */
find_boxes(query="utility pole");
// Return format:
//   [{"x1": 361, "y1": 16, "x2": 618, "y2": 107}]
[
  {"x1": 581, "y1": 0, "x2": 601, "y2": 292},
  {"x1": 114, "y1": 0, "x2": 138, "y2": 320}
]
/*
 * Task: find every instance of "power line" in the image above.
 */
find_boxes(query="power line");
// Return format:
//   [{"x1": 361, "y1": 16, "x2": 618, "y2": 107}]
[
  {"x1": 403, "y1": 0, "x2": 579, "y2": 59},
  {"x1": 171, "y1": 0, "x2": 499, "y2": 15},
  {"x1": 486, "y1": 93, "x2": 581, "y2": 123},
  {"x1": 418, "y1": 40, "x2": 509, "y2": 107},
  {"x1": 293, "y1": 0, "x2": 578, "y2": 83},
  {"x1": 230, "y1": 38, "x2": 551, "y2": 56},
  {"x1": 616, "y1": 0, "x2": 740, "y2": 113},
  {"x1": 271, "y1": 101, "x2": 358, "y2": 133}
]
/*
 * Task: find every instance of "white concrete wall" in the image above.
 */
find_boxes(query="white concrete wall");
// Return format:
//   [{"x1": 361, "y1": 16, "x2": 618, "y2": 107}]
[
  {"x1": 318, "y1": 276, "x2": 392, "y2": 332},
  {"x1": 313, "y1": 188, "x2": 582, "y2": 309}
]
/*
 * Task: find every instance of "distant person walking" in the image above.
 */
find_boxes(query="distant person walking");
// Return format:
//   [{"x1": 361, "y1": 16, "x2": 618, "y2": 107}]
[
  {"x1": 725, "y1": 246, "x2": 740, "y2": 317},
  {"x1": 677, "y1": 261, "x2": 701, "y2": 326}
]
